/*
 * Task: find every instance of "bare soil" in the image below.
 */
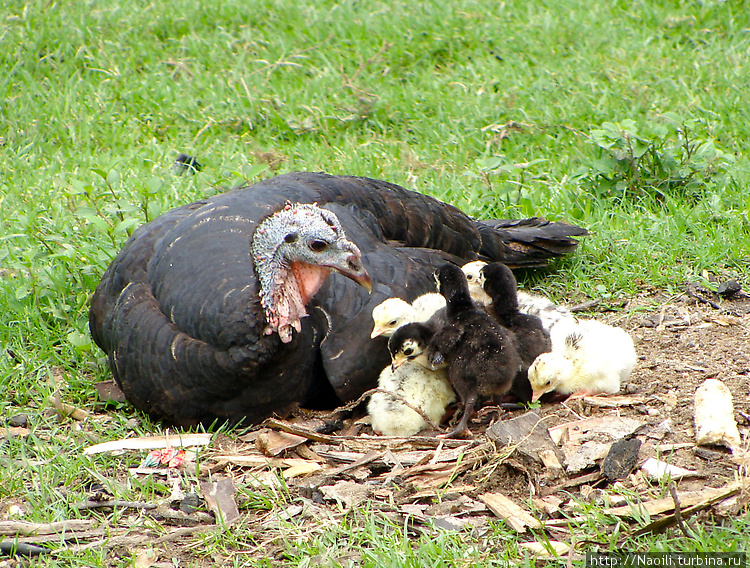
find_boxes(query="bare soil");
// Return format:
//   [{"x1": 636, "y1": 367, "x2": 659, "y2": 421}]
[{"x1": 4, "y1": 290, "x2": 749, "y2": 566}]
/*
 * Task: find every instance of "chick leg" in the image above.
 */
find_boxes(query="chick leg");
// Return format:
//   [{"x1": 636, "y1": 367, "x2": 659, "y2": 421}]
[{"x1": 442, "y1": 393, "x2": 477, "y2": 439}]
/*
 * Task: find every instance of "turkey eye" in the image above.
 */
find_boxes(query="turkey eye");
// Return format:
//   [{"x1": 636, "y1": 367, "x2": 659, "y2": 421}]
[
  {"x1": 284, "y1": 233, "x2": 298, "y2": 244},
  {"x1": 403, "y1": 347, "x2": 414, "y2": 356},
  {"x1": 309, "y1": 240, "x2": 328, "y2": 252}
]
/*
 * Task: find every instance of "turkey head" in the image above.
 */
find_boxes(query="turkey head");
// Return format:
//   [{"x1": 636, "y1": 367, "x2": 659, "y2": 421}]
[{"x1": 252, "y1": 202, "x2": 372, "y2": 342}]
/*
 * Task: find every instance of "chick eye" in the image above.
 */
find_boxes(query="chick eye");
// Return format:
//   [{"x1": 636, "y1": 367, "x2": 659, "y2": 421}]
[
  {"x1": 544, "y1": 380, "x2": 551, "y2": 387},
  {"x1": 284, "y1": 233, "x2": 298, "y2": 244},
  {"x1": 403, "y1": 347, "x2": 413, "y2": 357},
  {"x1": 466, "y1": 274, "x2": 473, "y2": 280},
  {"x1": 389, "y1": 320, "x2": 397, "y2": 326},
  {"x1": 309, "y1": 240, "x2": 328, "y2": 252}
]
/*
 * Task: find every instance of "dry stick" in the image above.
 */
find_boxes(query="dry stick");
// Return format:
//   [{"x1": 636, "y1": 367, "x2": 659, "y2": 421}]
[
  {"x1": 0, "y1": 520, "x2": 93, "y2": 536},
  {"x1": 74, "y1": 499, "x2": 157, "y2": 511},
  {"x1": 317, "y1": 387, "x2": 442, "y2": 432},
  {"x1": 668, "y1": 482, "x2": 690, "y2": 538}
]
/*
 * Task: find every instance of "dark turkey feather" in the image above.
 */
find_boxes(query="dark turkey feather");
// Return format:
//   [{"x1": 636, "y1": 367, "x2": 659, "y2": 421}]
[{"x1": 89, "y1": 171, "x2": 586, "y2": 427}]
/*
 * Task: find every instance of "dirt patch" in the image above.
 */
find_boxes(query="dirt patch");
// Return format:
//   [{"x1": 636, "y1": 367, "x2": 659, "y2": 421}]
[{"x1": 5, "y1": 291, "x2": 749, "y2": 564}]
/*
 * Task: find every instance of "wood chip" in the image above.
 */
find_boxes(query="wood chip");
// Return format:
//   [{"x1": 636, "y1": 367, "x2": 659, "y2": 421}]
[
  {"x1": 480, "y1": 492, "x2": 542, "y2": 532},
  {"x1": 84, "y1": 433, "x2": 212, "y2": 455},
  {"x1": 694, "y1": 378, "x2": 741, "y2": 451},
  {"x1": 549, "y1": 416, "x2": 645, "y2": 445},
  {"x1": 320, "y1": 480, "x2": 371, "y2": 508},
  {"x1": 605, "y1": 483, "x2": 741, "y2": 518},
  {"x1": 602, "y1": 438, "x2": 641, "y2": 480},
  {"x1": 640, "y1": 457, "x2": 699, "y2": 481}
]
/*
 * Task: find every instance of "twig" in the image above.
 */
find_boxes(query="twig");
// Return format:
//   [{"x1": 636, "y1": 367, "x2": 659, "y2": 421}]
[
  {"x1": 74, "y1": 499, "x2": 157, "y2": 511},
  {"x1": 669, "y1": 482, "x2": 690, "y2": 538},
  {"x1": 0, "y1": 520, "x2": 93, "y2": 536},
  {"x1": 0, "y1": 540, "x2": 49, "y2": 557},
  {"x1": 569, "y1": 299, "x2": 600, "y2": 313},
  {"x1": 319, "y1": 387, "x2": 441, "y2": 432},
  {"x1": 263, "y1": 418, "x2": 337, "y2": 443},
  {"x1": 325, "y1": 450, "x2": 384, "y2": 476}
]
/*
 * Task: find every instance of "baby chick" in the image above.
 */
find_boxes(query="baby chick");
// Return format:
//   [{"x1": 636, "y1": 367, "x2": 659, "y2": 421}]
[
  {"x1": 430, "y1": 263, "x2": 522, "y2": 437},
  {"x1": 462, "y1": 260, "x2": 575, "y2": 334},
  {"x1": 369, "y1": 323, "x2": 456, "y2": 436},
  {"x1": 479, "y1": 262, "x2": 551, "y2": 367},
  {"x1": 370, "y1": 293, "x2": 446, "y2": 339},
  {"x1": 528, "y1": 317, "x2": 636, "y2": 401},
  {"x1": 367, "y1": 361, "x2": 455, "y2": 437}
]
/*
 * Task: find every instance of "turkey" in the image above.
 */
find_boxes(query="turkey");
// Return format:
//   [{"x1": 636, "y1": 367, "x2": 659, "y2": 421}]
[{"x1": 89, "y1": 171, "x2": 587, "y2": 427}]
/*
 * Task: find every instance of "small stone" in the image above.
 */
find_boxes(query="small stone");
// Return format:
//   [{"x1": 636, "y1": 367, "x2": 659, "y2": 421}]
[
  {"x1": 178, "y1": 492, "x2": 201, "y2": 514},
  {"x1": 717, "y1": 280, "x2": 741, "y2": 298},
  {"x1": 125, "y1": 418, "x2": 140, "y2": 430},
  {"x1": 8, "y1": 414, "x2": 29, "y2": 428},
  {"x1": 602, "y1": 438, "x2": 642, "y2": 480}
]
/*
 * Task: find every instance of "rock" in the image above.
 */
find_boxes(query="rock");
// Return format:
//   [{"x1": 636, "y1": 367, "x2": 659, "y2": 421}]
[
  {"x1": 8, "y1": 414, "x2": 29, "y2": 428},
  {"x1": 602, "y1": 438, "x2": 642, "y2": 480}
]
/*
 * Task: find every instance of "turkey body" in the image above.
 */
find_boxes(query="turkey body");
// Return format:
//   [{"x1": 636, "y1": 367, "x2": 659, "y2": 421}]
[{"x1": 89, "y1": 172, "x2": 586, "y2": 427}]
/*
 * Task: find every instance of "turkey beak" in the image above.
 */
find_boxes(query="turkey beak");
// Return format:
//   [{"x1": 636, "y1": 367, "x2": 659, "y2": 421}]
[{"x1": 326, "y1": 246, "x2": 372, "y2": 293}]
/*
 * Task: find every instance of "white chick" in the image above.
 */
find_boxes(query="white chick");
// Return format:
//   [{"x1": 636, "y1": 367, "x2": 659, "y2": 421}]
[
  {"x1": 528, "y1": 318, "x2": 636, "y2": 401},
  {"x1": 370, "y1": 293, "x2": 446, "y2": 338},
  {"x1": 368, "y1": 362, "x2": 456, "y2": 436}
]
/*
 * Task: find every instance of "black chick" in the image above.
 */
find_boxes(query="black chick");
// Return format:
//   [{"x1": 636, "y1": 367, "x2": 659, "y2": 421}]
[
  {"x1": 430, "y1": 263, "x2": 522, "y2": 437},
  {"x1": 479, "y1": 262, "x2": 551, "y2": 401}
]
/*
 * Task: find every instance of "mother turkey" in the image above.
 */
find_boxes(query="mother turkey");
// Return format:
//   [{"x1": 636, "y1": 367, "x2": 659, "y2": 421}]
[{"x1": 89, "y1": 171, "x2": 586, "y2": 427}]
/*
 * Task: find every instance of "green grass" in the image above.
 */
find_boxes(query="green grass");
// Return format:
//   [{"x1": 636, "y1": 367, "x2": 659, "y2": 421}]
[{"x1": 1, "y1": 0, "x2": 749, "y2": 564}]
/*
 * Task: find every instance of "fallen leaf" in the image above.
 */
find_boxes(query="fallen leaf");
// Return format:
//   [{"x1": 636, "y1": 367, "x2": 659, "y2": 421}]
[
  {"x1": 519, "y1": 541, "x2": 570, "y2": 557},
  {"x1": 200, "y1": 478, "x2": 240, "y2": 524}
]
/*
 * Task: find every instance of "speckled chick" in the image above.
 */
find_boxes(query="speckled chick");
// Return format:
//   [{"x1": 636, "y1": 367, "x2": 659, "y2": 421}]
[
  {"x1": 368, "y1": 361, "x2": 455, "y2": 437},
  {"x1": 528, "y1": 317, "x2": 636, "y2": 401},
  {"x1": 431, "y1": 263, "x2": 522, "y2": 437}
]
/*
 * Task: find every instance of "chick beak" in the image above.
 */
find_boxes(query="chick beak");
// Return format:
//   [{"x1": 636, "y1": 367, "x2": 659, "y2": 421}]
[
  {"x1": 391, "y1": 353, "x2": 408, "y2": 371},
  {"x1": 531, "y1": 389, "x2": 545, "y2": 403},
  {"x1": 371, "y1": 325, "x2": 385, "y2": 339}
]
